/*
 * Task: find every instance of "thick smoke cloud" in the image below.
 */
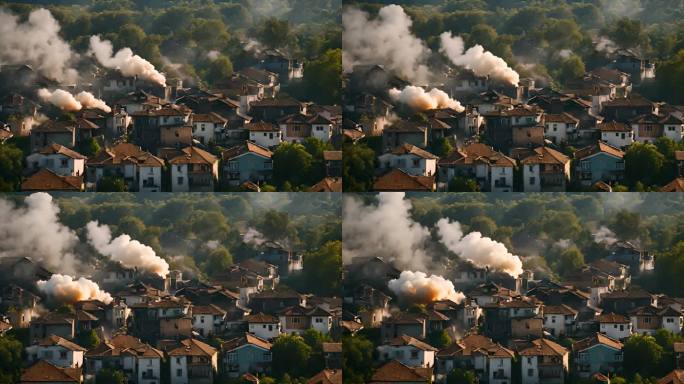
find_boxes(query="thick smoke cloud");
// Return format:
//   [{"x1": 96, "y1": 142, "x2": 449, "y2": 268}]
[
  {"x1": 37, "y1": 274, "x2": 113, "y2": 304},
  {"x1": 594, "y1": 226, "x2": 618, "y2": 246},
  {"x1": 388, "y1": 271, "x2": 464, "y2": 304},
  {"x1": 0, "y1": 8, "x2": 77, "y2": 83},
  {"x1": 86, "y1": 221, "x2": 170, "y2": 278},
  {"x1": 0, "y1": 193, "x2": 79, "y2": 274},
  {"x1": 88, "y1": 35, "x2": 166, "y2": 86},
  {"x1": 74, "y1": 91, "x2": 111, "y2": 113},
  {"x1": 436, "y1": 218, "x2": 524, "y2": 277},
  {"x1": 440, "y1": 32, "x2": 520, "y2": 86},
  {"x1": 389, "y1": 86, "x2": 464, "y2": 112},
  {"x1": 342, "y1": 5, "x2": 431, "y2": 83},
  {"x1": 243, "y1": 228, "x2": 267, "y2": 247},
  {"x1": 37, "y1": 89, "x2": 82, "y2": 112}
]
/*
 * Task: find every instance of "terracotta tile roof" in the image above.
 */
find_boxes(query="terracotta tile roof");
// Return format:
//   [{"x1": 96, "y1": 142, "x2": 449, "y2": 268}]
[
  {"x1": 603, "y1": 96, "x2": 654, "y2": 108},
  {"x1": 168, "y1": 146, "x2": 218, "y2": 165},
  {"x1": 387, "y1": 335, "x2": 438, "y2": 351},
  {"x1": 572, "y1": 333, "x2": 623, "y2": 352},
  {"x1": 518, "y1": 338, "x2": 568, "y2": 357},
  {"x1": 323, "y1": 150, "x2": 342, "y2": 161},
  {"x1": 245, "y1": 121, "x2": 279, "y2": 132},
  {"x1": 251, "y1": 97, "x2": 302, "y2": 108},
  {"x1": 384, "y1": 120, "x2": 426, "y2": 133},
  {"x1": 0, "y1": 320, "x2": 11, "y2": 332},
  {"x1": 521, "y1": 146, "x2": 570, "y2": 165},
  {"x1": 439, "y1": 143, "x2": 516, "y2": 167},
  {"x1": 660, "y1": 369, "x2": 684, "y2": 384},
  {"x1": 574, "y1": 141, "x2": 624, "y2": 160},
  {"x1": 33, "y1": 120, "x2": 75, "y2": 133},
  {"x1": 244, "y1": 313, "x2": 279, "y2": 323},
  {"x1": 168, "y1": 338, "x2": 217, "y2": 357},
  {"x1": 74, "y1": 118, "x2": 99, "y2": 130},
  {"x1": 308, "y1": 369, "x2": 343, "y2": 384},
  {"x1": 86, "y1": 334, "x2": 163, "y2": 359},
  {"x1": 388, "y1": 143, "x2": 438, "y2": 159},
  {"x1": 370, "y1": 360, "x2": 432, "y2": 382},
  {"x1": 545, "y1": 112, "x2": 579, "y2": 124},
  {"x1": 597, "y1": 313, "x2": 629, "y2": 324},
  {"x1": 36, "y1": 335, "x2": 86, "y2": 351},
  {"x1": 543, "y1": 304, "x2": 578, "y2": 316},
  {"x1": 675, "y1": 151, "x2": 684, "y2": 161},
  {"x1": 343, "y1": 128, "x2": 365, "y2": 140},
  {"x1": 311, "y1": 177, "x2": 343, "y2": 192},
  {"x1": 37, "y1": 143, "x2": 86, "y2": 159},
  {"x1": 0, "y1": 129, "x2": 12, "y2": 141},
  {"x1": 598, "y1": 121, "x2": 632, "y2": 132},
  {"x1": 21, "y1": 169, "x2": 82, "y2": 191},
  {"x1": 192, "y1": 304, "x2": 226, "y2": 316},
  {"x1": 374, "y1": 168, "x2": 434, "y2": 191},
  {"x1": 87, "y1": 143, "x2": 164, "y2": 167},
  {"x1": 222, "y1": 141, "x2": 272, "y2": 160},
  {"x1": 222, "y1": 332, "x2": 272, "y2": 351},
  {"x1": 193, "y1": 112, "x2": 227, "y2": 124},
  {"x1": 20, "y1": 360, "x2": 82, "y2": 383},
  {"x1": 308, "y1": 114, "x2": 333, "y2": 125},
  {"x1": 660, "y1": 114, "x2": 684, "y2": 125},
  {"x1": 322, "y1": 342, "x2": 342, "y2": 353},
  {"x1": 662, "y1": 178, "x2": 684, "y2": 192},
  {"x1": 438, "y1": 334, "x2": 514, "y2": 358}
]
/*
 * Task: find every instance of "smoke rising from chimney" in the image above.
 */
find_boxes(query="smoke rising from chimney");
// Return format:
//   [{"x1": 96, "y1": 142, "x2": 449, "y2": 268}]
[
  {"x1": 74, "y1": 91, "x2": 111, "y2": 113},
  {"x1": 37, "y1": 89, "x2": 82, "y2": 111},
  {"x1": 0, "y1": 8, "x2": 78, "y2": 83},
  {"x1": 436, "y1": 218, "x2": 523, "y2": 277},
  {"x1": 388, "y1": 270, "x2": 464, "y2": 304},
  {"x1": 389, "y1": 86, "x2": 464, "y2": 112},
  {"x1": 37, "y1": 274, "x2": 113, "y2": 304},
  {"x1": 342, "y1": 5, "x2": 431, "y2": 83},
  {"x1": 0, "y1": 193, "x2": 79, "y2": 274},
  {"x1": 439, "y1": 32, "x2": 520, "y2": 86},
  {"x1": 594, "y1": 226, "x2": 618, "y2": 246},
  {"x1": 86, "y1": 221, "x2": 170, "y2": 278},
  {"x1": 243, "y1": 228, "x2": 267, "y2": 247},
  {"x1": 88, "y1": 35, "x2": 166, "y2": 86}
]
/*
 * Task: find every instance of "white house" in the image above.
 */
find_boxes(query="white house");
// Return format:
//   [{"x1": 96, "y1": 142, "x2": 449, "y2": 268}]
[
  {"x1": 660, "y1": 306, "x2": 684, "y2": 334},
  {"x1": 246, "y1": 121, "x2": 282, "y2": 148},
  {"x1": 599, "y1": 121, "x2": 634, "y2": 149},
  {"x1": 192, "y1": 113, "x2": 227, "y2": 145},
  {"x1": 598, "y1": 313, "x2": 632, "y2": 340},
  {"x1": 437, "y1": 143, "x2": 516, "y2": 192},
  {"x1": 489, "y1": 350, "x2": 514, "y2": 384},
  {"x1": 309, "y1": 306, "x2": 334, "y2": 335},
  {"x1": 244, "y1": 313, "x2": 281, "y2": 340},
  {"x1": 86, "y1": 143, "x2": 164, "y2": 192},
  {"x1": 84, "y1": 334, "x2": 162, "y2": 384},
  {"x1": 521, "y1": 147, "x2": 571, "y2": 192},
  {"x1": 378, "y1": 143, "x2": 438, "y2": 177},
  {"x1": 26, "y1": 143, "x2": 86, "y2": 176},
  {"x1": 544, "y1": 113, "x2": 579, "y2": 144},
  {"x1": 26, "y1": 335, "x2": 85, "y2": 368},
  {"x1": 377, "y1": 335, "x2": 437, "y2": 368},
  {"x1": 518, "y1": 338, "x2": 569, "y2": 384},
  {"x1": 169, "y1": 146, "x2": 219, "y2": 192},
  {"x1": 543, "y1": 305, "x2": 578, "y2": 337},
  {"x1": 169, "y1": 339, "x2": 218, "y2": 384},
  {"x1": 661, "y1": 114, "x2": 684, "y2": 142},
  {"x1": 192, "y1": 304, "x2": 227, "y2": 338},
  {"x1": 309, "y1": 114, "x2": 334, "y2": 142}
]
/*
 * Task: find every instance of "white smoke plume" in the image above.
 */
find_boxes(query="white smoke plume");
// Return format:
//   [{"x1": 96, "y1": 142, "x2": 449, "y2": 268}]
[
  {"x1": 436, "y1": 218, "x2": 524, "y2": 277},
  {"x1": 440, "y1": 32, "x2": 520, "y2": 86},
  {"x1": 74, "y1": 91, "x2": 111, "y2": 113},
  {"x1": 342, "y1": 5, "x2": 431, "y2": 83},
  {"x1": 37, "y1": 89, "x2": 82, "y2": 111},
  {"x1": 596, "y1": 37, "x2": 618, "y2": 54},
  {"x1": 88, "y1": 35, "x2": 166, "y2": 86},
  {"x1": 21, "y1": 114, "x2": 48, "y2": 133},
  {"x1": 388, "y1": 270, "x2": 464, "y2": 304},
  {"x1": 86, "y1": 221, "x2": 170, "y2": 278},
  {"x1": 594, "y1": 226, "x2": 618, "y2": 246},
  {"x1": 206, "y1": 240, "x2": 220, "y2": 250},
  {"x1": 554, "y1": 239, "x2": 573, "y2": 249},
  {"x1": 243, "y1": 228, "x2": 267, "y2": 247},
  {"x1": 559, "y1": 49, "x2": 574, "y2": 59},
  {"x1": 0, "y1": 193, "x2": 79, "y2": 274},
  {"x1": 389, "y1": 86, "x2": 464, "y2": 112},
  {"x1": 343, "y1": 193, "x2": 431, "y2": 271},
  {"x1": 37, "y1": 274, "x2": 113, "y2": 304},
  {"x1": 206, "y1": 50, "x2": 221, "y2": 61},
  {"x1": 244, "y1": 39, "x2": 264, "y2": 55},
  {"x1": 0, "y1": 8, "x2": 78, "y2": 83}
]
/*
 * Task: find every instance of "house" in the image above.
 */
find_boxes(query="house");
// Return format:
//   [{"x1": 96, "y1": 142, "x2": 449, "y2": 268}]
[
  {"x1": 131, "y1": 106, "x2": 192, "y2": 151},
  {"x1": 276, "y1": 306, "x2": 312, "y2": 335},
  {"x1": 542, "y1": 305, "x2": 578, "y2": 337},
  {"x1": 601, "y1": 288, "x2": 657, "y2": 314},
  {"x1": 168, "y1": 146, "x2": 219, "y2": 192},
  {"x1": 26, "y1": 335, "x2": 86, "y2": 368},
  {"x1": 369, "y1": 360, "x2": 433, "y2": 384},
  {"x1": 628, "y1": 305, "x2": 661, "y2": 335},
  {"x1": 435, "y1": 334, "x2": 514, "y2": 384},
  {"x1": 630, "y1": 114, "x2": 664, "y2": 144},
  {"x1": 309, "y1": 306, "x2": 334, "y2": 334},
  {"x1": 597, "y1": 313, "x2": 632, "y2": 340},
  {"x1": 21, "y1": 168, "x2": 84, "y2": 192},
  {"x1": 374, "y1": 168, "x2": 435, "y2": 192},
  {"x1": 377, "y1": 335, "x2": 438, "y2": 368},
  {"x1": 661, "y1": 306, "x2": 684, "y2": 334},
  {"x1": 607, "y1": 242, "x2": 655, "y2": 275},
  {"x1": 249, "y1": 98, "x2": 305, "y2": 122},
  {"x1": 382, "y1": 120, "x2": 428, "y2": 151},
  {"x1": 245, "y1": 122, "x2": 282, "y2": 148},
  {"x1": 257, "y1": 50, "x2": 303, "y2": 81},
  {"x1": 84, "y1": 334, "x2": 163, "y2": 384},
  {"x1": 572, "y1": 333, "x2": 623, "y2": 378},
  {"x1": 86, "y1": 143, "x2": 164, "y2": 192},
  {"x1": 323, "y1": 342, "x2": 342, "y2": 369},
  {"x1": 30, "y1": 120, "x2": 76, "y2": 151},
  {"x1": 221, "y1": 141, "x2": 273, "y2": 187},
  {"x1": 0, "y1": 284, "x2": 41, "y2": 328},
  {"x1": 26, "y1": 144, "x2": 86, "y2": 177},
  {"x1": 661, "y1": 114, "x2": 684, "y2": 142},
  {"x1": 168, "y1": 338, "x2": 218, "y2": 384},
  {"x1": 381, "y1": 313, "x2": 427, "y2": 342},
  {"x1": 517, "y1": 338, "x2": 569, "y2": 384},
  {"x1": 309, "y1": 114, "x2": 335, "y2": 142},
  {"x1": 323, "y1": 150, "x2": 342, "y2": 177},
  {"x1": 598, "y1": 121, "x2": 634, "y2": 149},
  {"x1": 521, "y1": 147, "x2": 571, "y2": 192},
  {"x1": 20, "y1": 360, "x2": 83, "y2": 384},
  {"x1": 483, "y1": 298, "x2": 543, "y2": 342},
  {"x1": 248, "y1": 288, "x2": 305, "y2": 314},
  {"x1": 278, "y1": 113, "x2": 312, "y2": 143},
  {"x1": 483, "y1": 105, "x2": 543, "y2": 151},
  {"x1": 30, "y1": 312, "x2": 75, "y2": 342},
  {"x1": 573, "y1": 142, "x2": 625, "y2": 186},
  {"x1": 438, "y1": 143, "x2": 516, "y2": 192},
  {"x1": 601, "y1": 95, "x2": 657, "y2": 123},
  {"x1": 660, "y1": 369, "x2": 684, "y2": 384},
  {"x1": 308, "y1": 369, "x2": 342, "y2": 384},
  {"x1": 114, "y1": 90, "x2": 168, "y2": 115},
  {"x1": 252, "y1": 242, "x2": 303, "y2": 277},
  {"x1": 378, "y1": 144, "x2": 438, "y2": 177},
  {"x1": 661, "y1": 178, "x2": 684, "y2": 192},
  {"x1": 612, "y1": 50, "x2": 655, "y2": 83},
  {"x1": 191, "y1": 113, "x2": 227, "y2": 145},
  {"x1": 192, "y1": 304, "x2": 226, "y2": 337},
  {"x1": 221, "y1": 333, "x2": 272, "y2": 378},
  {"x1": 544, "y1": 113, "x2": 579, "y2": 144},
  {"x1": 513, "y1": 125, "x2": 545, "y2": 148},
  {"x1": 244, "y1": 313, "x2": 281, "y2": 340}
]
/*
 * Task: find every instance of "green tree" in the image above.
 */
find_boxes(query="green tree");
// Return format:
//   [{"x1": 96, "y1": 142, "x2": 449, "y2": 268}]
[
  {"x1": 272, "y1": 142, "x2": 314, "y2": 188},
  {"x1": 558, "y1": 54, "x2": 585, "y2": 85},
  {"x1": 557, "y1": 246, "x2": 585, "y2": 275},
  {"x1": 302, "y1": 49, "x2": 341, "y2": 105},
  {"x1": 205, "y1": 247, "x2": 233, "y2": 276},
  {"x1": 271, "y1": 334, "x2": 312, "y2": 378},
  {"x1": 255, "y1": 210, "x2": 296, "y2": 243},
  {"x1": 655, "y1": 241, "x2": 684, "y2": 295},
  {"x1": 623, "y1": 334, "x2": 664, "y2": 378},
  {"x1": 608, "y1": 18, "x2": 645, "y2": 49},
  {"x1": 205, "y1": 55, "x2": 234, "y2": 86},
  {"x1": 611, "y1": 210, "x2": 641, "y2": 241},
  {"x1": 624, "y1": 143, "x2": 666, "y2": 187},
  {"x1": 428, "y1": 329, "x2": 451, "y2": 349},
  {"x1": 76, "y1": 330, "x2": 100, "y2": 349},
  {"x1": 78, "y1": 137, "x2": 101, "y2": 157},
  {"x1": 342, "y1": 335, "x2": 375, "y2": 384},
  {"x1": 0, "y1": 143, "x2": 24, "y2": 191},
  {"x1": 0, "y1": 336, "x2": 23, "y2": 384},
  {"x1": 447, "y1": 367, "x2": 478, "y2": 384},
  {"x1": 448, "y1": 176, "x2": 480, "y2": 192},
  {"x1": 255, "y1": 17, "x2": 294, "y2": 49},
  {"x1": 95, "y1": 367, "x2": 127, "y2": 384},
  {"x1": 96, "y1": 176, "x2": 127, "y2": 192},
  {"x1": 343, "y1": 143, "x2": 375, "y2": 192},
  {"x1": 302, "y1": 241, "x2": 342, "y2": 296}
]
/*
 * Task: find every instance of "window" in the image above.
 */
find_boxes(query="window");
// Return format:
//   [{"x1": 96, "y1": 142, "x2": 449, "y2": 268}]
[
  {"x1": 529, "y1": 177, "x2": 536, "y2": 185},
  {"x1": 61, "y1": 159, "x2": 68, "y2": 167},
  {"x1": 176, "y1": 369, "x2": 182, "y2": 377},
  {"x1": 411, "y1": 350, "x2": 418, "y2": 359},
  {"x1": 528, "y1": 369, "x2": 534, "y2": 377},
  {"x1": 60, "y1": 351, "x2": 67, "y2": 359},
  {"x1": 178, "y1": 177, "x2": 184, "y2": 185},
  {"x1": 528, "y1": 165, "x2": 534, "y2": 172}
]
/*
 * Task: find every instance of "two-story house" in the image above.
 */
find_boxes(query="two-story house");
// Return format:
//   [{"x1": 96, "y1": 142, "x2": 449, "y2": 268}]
[
  {"x1": 598, "y1": 121, "x2": 634, "y2": 149},
  {"x1": 26, "y1": 335, "x2": 86, "y2": 368},
  {"x1": 377, "y1": 335, "x2": 437, "y2": 368},
  {"x1": 517, "y1": 338, "x2": 569, "y2": 384},
  {"x1": 191, "y1": 304, "x2": 226, "y2": 337},
  {"x1": 573, "y1": 142, "x2": 625, "y2": 187},
  {"x1": 221, "y1": 333, "x2": 272, "y2": 378},
  {"x1": 169, "y1": 146, "x2": 219, "y2": 192},
  {"x1": 168, "y1": 338, "x2": 218, "y2": 384},
  {"x1": 378, "y1": 144, "x2": 438, "y2": 177},
  {"x1": 572, "y1": 333, "x2": 623, "y2": 379},
  {"x1": 221, "y1": 141, "x2": 273, "y2": 187},
  {"x1": 521, "y1": 147, "x2": 571, "y2": 192},
  {"x1": 86, "y1": 143, "x2": 164, "y2": 192},
  {"x1": 244, "y1": 313, "x2": 281, "y2": 340},
  {"x1": 26, "y1": 143, "x2": 86, "y2": 176}
]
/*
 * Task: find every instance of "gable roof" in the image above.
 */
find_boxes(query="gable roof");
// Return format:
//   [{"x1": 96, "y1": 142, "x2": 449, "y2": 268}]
[
  {"x1": 662, "y1": 178, "x2": 684, "y2": 192},
  {"x1": 572, "y1": 333, "x2": 623, "y2": 352},
  {"x1": 307, "y1": 369, "x2": 343, "y2": 384},
  {"x1": 311, "y1": 177, "x2": 343, "y2": 192},
  {"x1": 192, "y1": 304, "x2": 226, "y2": 316},
  {"x1": 374, "y1": 168, "x2": 434, "y2": 191},
  {"x1": 36, "y1": 143, "x2": 86, "y2": 159},
  {"x1": 244, "y1": 312, "x2": 279, "y2": 323},
  {"x1": 660, "y1": 369, "x2": 684, "y2": 384},
  {"x1": 193, "y1": 112, "x2": 227, "y2": 124},
  {"x1": 88, "y1": 143, "x2": 164, "y2": 167},
  {"x1": 439, "y1": 143, "x2": 516, "y2": 168},
  {"x1": 518, "y1": 338, "x2": 568, "y2": 357},
  {"x1": 168, "y1": 146, "x2": 218, "y2": 165},
  {"x1": 574, "y1": 141, "x2": 625, "y2": 160},
  {"x1": 222, "y1": 141, "x2": 272, "y2": 160},
  {"x1": 168, "y1": 338, "x2": 217, "y2": 357},
  {"x1": 545, "y1": 112, "x2": 579, "y2": 124},
  {"x1": 21, "y1": 168, "x2": 83, "y2": 191},
  {"x1": 386, "y1": 143, "x2": 438, "y2": 159},
  {"x1": 598, "y1": 121, "x2": 632, "y2": 132},
  {"x1": 222, "y1": 332, "x2": 272, "y2": 352},
  {"x1": 597, "y1": 313, "x2": 630, "y2": 323},
  {"x1": 245, "y1": 121, "x2": 279, "y2": 132},
  {"x1": 387, "y1": 335, "x2": 438, "y2": 351},
  {"x1": 370, "y1": 360, "x2": 432, "y2": 382},
  {"x1": 20, "y1": 360, "x2": 82, "y2": 383},
  {"x1": 521, "y1": 146, "x2": 570, "y2": 165},
  {"x1": 36, "y1": 335, "x2": 86, "y2": 351},
  {"x1": 543, "y1": 304, "x2": 578, "y2": 316}
]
